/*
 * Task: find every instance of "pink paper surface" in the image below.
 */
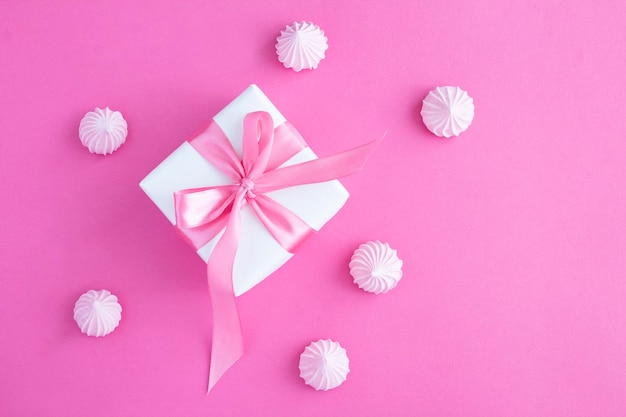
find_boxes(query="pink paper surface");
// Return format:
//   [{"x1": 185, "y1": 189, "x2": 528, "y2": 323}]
[{"x1": 1, "y1": 1, "x2": 625, "y2": 416}]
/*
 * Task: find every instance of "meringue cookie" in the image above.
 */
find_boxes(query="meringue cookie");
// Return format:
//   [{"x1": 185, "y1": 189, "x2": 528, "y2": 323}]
[
  {"x1": 299, "y1": 339, "x2": 349, "y2": 391},
  {"x1": 73, "y1": 289, "x2": 122, "y2": 337},
  {"x1": 79, "y1": 107, "x2": 128, "y2": 154},
  {"x1": 276, "y1": 21, "x2": 328, "y2": 72},
  {"x1": 420, "y1": 86, "x2": 474, "y2": 138},
  {"x1": 349, "y1": 241, "x2": 403, "y2": 294}
]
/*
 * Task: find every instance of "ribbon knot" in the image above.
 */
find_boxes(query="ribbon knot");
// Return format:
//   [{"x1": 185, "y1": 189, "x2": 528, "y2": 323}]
[
  {"x1": 239, "y1": 177, "x2": 256, "y2": 199},
  {"x1": 173, "y1": 110, "x2": 381, "y2": 394}
]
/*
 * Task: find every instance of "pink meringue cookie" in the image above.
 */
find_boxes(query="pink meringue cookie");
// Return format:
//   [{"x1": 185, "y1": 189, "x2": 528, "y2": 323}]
[
  {"x1": 349, "y1": 241, "x2": 403, "y2": 294},
  {"x1": 79, "y1": 107, "x2": 128, "y2": 155},
  {"x1": 73, "y1": 289, "x2": 122, "y2": 337},
  {"x1": 420, "y1": 86, "x2": 474, "y2": 138},
  {"x1": 276, "y1": 22, "x2": 328, "y2": 72},
  {"x1": 299, "y1": 339, "x2": 350, "y2": 391}
]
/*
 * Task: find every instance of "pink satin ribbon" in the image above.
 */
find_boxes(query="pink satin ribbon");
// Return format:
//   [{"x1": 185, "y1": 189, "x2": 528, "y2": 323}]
[{"x1": 174, "y1": 111, "x2": 380, "y2": 393}]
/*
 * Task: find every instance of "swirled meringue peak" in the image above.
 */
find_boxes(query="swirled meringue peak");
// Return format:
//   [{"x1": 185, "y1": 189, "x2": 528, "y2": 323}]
[
  {"x1": 349, "y1": 241, "x2": 403, "y2": 294},
  {"x1": 299, "y1": 339, "x2": 350, "y2": 391},
  {"x1": 276, "y1": 21, "x2": 328, "y2": 72},
  {"x1": 79, "y1": 107, "x2": 128, "y2": 155},
  {"x1": 73, "y1": 289, "x2": 122, "y2": 337},
  {"x1": 421, "y1": 86, "x2": 474, "y2": 138}
]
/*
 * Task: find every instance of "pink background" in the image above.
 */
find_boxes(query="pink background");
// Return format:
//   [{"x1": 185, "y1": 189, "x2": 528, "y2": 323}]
[{"x1": 1, "y1": 1, "x2": 625, "y2": 416}]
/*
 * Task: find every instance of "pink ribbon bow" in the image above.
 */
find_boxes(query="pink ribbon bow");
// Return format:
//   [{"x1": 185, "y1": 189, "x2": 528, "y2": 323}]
[{"x1": 174, "y1": 111, "x2": 380, "y2": 393}]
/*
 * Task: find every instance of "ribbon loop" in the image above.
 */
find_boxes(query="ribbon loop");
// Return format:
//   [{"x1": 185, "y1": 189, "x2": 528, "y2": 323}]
[
  {"x1": 242, "y1": 111, "x2": 274, "y2": 178},
  {"x1": 174, "y1": 111, "x2": 380, "y2": 393},
  {"x1": 175, "y1": 186, "x2": 237, "y2": 229}
]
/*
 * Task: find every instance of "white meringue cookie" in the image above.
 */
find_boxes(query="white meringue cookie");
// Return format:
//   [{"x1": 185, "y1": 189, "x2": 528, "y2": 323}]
[
  {"x1": 421, "y1": 86, "x2": 474, "y2": 138},
  {"x1": 349, "y1": 241, "x2": 403, "y2": 294},
  {"x1": 299, "y1": 339, "x2": 349, "y2": 391},
  {"x1": 73, "y1": 289, "x2": 122, "y2": 337},
  {"x1": 276, "y1": 21, "x2": 328, "y2": 72},
  {"x1": 79, "y1": 107, "x2": 128, "y2": 154}
]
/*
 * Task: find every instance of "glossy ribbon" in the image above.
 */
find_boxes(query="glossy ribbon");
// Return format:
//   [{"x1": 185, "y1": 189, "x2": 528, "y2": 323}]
[{"x1": 174, "y1": 111, "x2": 380, "y2": 393}]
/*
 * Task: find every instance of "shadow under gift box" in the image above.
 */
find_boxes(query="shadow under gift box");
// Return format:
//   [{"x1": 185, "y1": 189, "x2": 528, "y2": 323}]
[{"x1": 139, "y1": 84, "x2": 349, "y2": 296}]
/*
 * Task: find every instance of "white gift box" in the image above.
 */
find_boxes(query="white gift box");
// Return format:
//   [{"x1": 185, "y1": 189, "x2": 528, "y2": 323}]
[{"x1": 140, "y1": 85, "x2": 349, "y2": 296}]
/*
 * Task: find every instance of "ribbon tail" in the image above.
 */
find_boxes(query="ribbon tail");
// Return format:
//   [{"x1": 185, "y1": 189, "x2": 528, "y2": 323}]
[
  {"x1": 206, "y1": 192, "x2": 246, "y2": 394},
  {"x1": 254, "y1": 136, "x2": 383, "y2": 192}
]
